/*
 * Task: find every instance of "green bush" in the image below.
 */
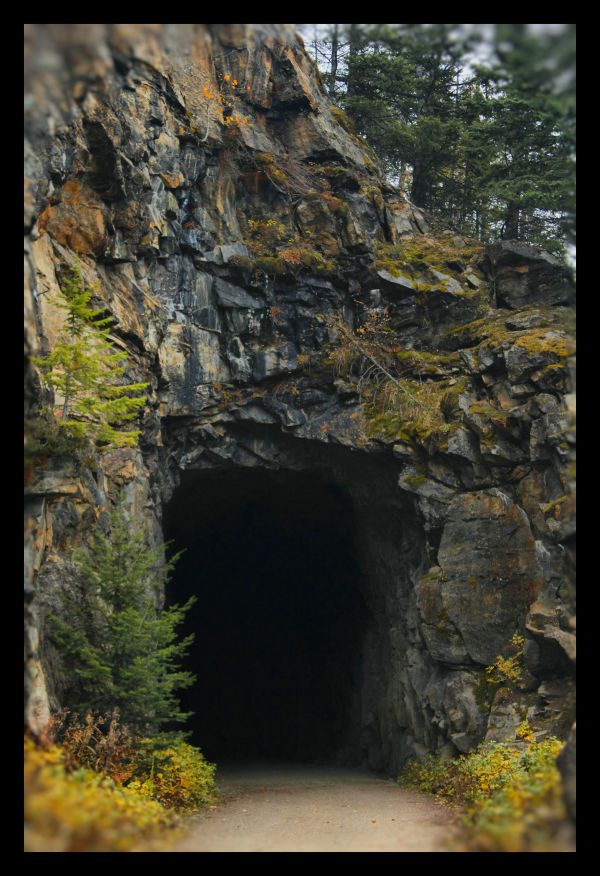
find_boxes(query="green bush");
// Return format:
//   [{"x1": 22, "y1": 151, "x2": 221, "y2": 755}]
[
  {"x1": 24, "y1": 411, "x2": 88, "y2": 463},
  {"x1": 25, "y1": 712, "x2": 218, "y2": 851}
]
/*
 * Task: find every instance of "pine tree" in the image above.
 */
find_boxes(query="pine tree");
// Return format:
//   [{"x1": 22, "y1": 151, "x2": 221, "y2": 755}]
[
  {"x1": 307, "y1": 24, "x2": 574, "y2": 256},
  {"x1": 469, "y1": 24, "x2": 575, "y2": 254},
  {"x1": 32, "y1": 264, "x2": 148, "y2": 449},
  {"x1": 337, "y1": 24, "x2": 471, "y2": 205},
  {"x1": 48, "y1": 500, "x2": 196, "y2": 735}
]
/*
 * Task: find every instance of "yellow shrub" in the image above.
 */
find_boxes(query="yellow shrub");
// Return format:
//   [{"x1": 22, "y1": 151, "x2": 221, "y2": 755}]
[
  {"x1": 398, "y1": 737, "x2": 568, "y2": 852},
  {"x1": 130, "y1": 739, "x2": 217, "y2": 811},
  {"x1": 484, "y1": 633, "x2": 526, "y2": 688},
  {"x1": 24, "y1": 738, "x2": 181, "y2": 852}
]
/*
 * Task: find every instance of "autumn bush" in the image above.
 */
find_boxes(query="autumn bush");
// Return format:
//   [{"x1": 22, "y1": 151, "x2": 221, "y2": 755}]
[
  {"x1": 24, "y1": 736, "x2": 181, "y2": 852},
  {"x1": 129, "y1": 739, "x2": 217, "y2": 811},
  {"x1": 40, "y1": 709, "x2": 138, "y2": 784},
  {"x1": 24, "y1": 711, "x2": 218, "y2": 852},
  {"x1": 484, "y1": 632, "x2": 526, "y2": 689},
  {"x1": 398, "y1": 737, "x2": 568, "y2": 851}
]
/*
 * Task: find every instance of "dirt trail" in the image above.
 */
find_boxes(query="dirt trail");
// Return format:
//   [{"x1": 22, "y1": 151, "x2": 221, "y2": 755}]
[{"x1": 172, "y1": 762, "x2": 459, "y2": 852}]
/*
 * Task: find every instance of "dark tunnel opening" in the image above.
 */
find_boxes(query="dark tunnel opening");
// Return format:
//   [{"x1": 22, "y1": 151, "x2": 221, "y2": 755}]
[{"x1": 163, "y1": 469, "x2": 369, "y2": 765}]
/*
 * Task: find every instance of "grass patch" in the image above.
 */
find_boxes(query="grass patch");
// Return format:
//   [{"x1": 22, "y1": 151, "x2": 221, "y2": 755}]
[
  {"x1": 364, "y1": 376, "x2": 467, "y2": 450},
  {"x1": 513, "y1": 329, "x2": 574, "y2": 359},
  {"x1": 322, "y1": 310, "x2": 469, "y2": 449}
]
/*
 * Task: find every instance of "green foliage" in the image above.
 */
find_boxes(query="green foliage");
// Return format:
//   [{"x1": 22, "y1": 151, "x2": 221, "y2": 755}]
[
  {"x1": 47, "y1": 499, "x2": 196, "y2": 734},
  {"x1": 32, "y1": 264, "x2": 148, "y2": 450},
  {"x1": 364, "y1": 378, "x2": 461, "y2": 450},
  {"x1": 375, "y1": 233, "x2": 484, "y2": 280},
  {"x1": 24, "y1": 409, "x2": 88, "y2": 463},
  {"x1": 339, "y1": 24, "x2": 475, "y2": 205},
  {"x1": 310, "y1": 24, "x2": 575, "y2": 254},
  {"x1": 38, "y1": 709, "x2": 217, "y2": 813},
  {"x1": 471, "y1": 24, "x2": 575, "y2": 251},
  {"x1": 44, "y1": 709, "x2": 138, "y2": 784},
  {"x1": 323, "y1": 308, "x2": 466, "y2": 449},
  {"x1": 398, "y1": 737, "x2": 568, "y2": 851}
]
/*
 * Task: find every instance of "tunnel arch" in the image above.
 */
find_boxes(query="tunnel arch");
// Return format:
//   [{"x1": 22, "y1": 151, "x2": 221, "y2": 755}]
[{"x1": 159, "y1": 424, "x2": 434, "y2": 773}]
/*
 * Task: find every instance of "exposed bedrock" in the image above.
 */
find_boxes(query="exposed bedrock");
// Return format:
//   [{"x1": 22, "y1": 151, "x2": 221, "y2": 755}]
[{"x1": 24, "y1": 24, "x2": 575, "y2": 773}]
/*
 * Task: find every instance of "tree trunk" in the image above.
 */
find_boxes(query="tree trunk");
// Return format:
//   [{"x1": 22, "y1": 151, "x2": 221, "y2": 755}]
[
  {"x1": 460, "y1": 164, "x2": 470, "y2": 231},
  {"x1": 410, "y1": 163, "x2": 429, "y2": 208},
  {"x1": 345, "y1": 24, "x2": 361, "y2": 98},
  {"x1": 503, "y1": 201, "x2": 520, "y2": 239},
  {"x1": 328, "y1": 23, "x2": 339, "y2": 95}
]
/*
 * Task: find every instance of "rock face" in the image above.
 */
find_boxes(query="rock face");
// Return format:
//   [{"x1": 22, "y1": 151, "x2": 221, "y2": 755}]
[
  {"x1": 24, "y1": 24, "x2": 575, "y2": 774},
  {"x1": 482, "y1": 241, "x2": 576, "y2": 310}
]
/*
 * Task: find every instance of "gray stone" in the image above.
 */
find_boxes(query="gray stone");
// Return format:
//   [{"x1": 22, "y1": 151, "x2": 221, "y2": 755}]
[
  {"x1": 444, "y1": 428, "x2": 481, "y2": 464},
  {"x1": 416, "y1": 568, "x2": 470, "y2": 665},
  {"x1": 483, "y1": 240, "x2": 575, "y2": 309},
  {"x1": 333, "y1": 379, "x2": 359, "y2": 400},
  {"x1": 505, "y1": 336, "x2": 569, "y2": 384},
  {"x1": 485, "y1": 689, "x2": 534, "y2": 742},
  {"x1": 214, "y1": 278, "x2": 264, "y2": 310},
  {"x1": 463, "y1": 268, "x2": 482, "y2": 289},
  {"x1": 252, "y1": 343, "x2": 298, "y2": 381},
  {"x1": 377, "y1": 270, "x2": 417, "y2": 292},
  {"x1": 231, "y1": 404, "x2": 277, "y2": 425},
  {"x1": 225, "y1": 337, "x2": 253, "y2": 382},
  {"x1": 428, "y1": 269, "x2": 463, "y2": 295},
  {"x1": 435, "y1": 491, "x2": 542, "y2": 665}
]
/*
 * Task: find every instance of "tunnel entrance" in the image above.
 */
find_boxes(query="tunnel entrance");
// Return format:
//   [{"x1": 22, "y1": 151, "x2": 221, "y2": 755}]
[{"x1": 163, "y1": 468, "x2": 368, "y2": 764}]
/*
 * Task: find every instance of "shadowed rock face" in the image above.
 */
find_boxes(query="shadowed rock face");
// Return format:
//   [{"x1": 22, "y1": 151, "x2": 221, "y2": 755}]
[
  {"x1": 25, "y1": 24, "x2": 575, "y2": 773},
  {"x1": 483, "y1": 241, "x2": 576, "y2": 310}
]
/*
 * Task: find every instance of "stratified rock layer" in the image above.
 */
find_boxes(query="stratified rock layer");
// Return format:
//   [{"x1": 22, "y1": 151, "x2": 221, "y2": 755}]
[{"x1": 24, "y1": 24, "x2": 575, "y2": 773}]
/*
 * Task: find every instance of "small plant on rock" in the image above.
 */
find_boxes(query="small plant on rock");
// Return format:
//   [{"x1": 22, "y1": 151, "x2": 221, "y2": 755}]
[
  {"x1": 31, "y1": 263, "x2": 148, "y2": 450},
  {"x1": 484, "y1": 633, "x2": 526, "y2": 690}
]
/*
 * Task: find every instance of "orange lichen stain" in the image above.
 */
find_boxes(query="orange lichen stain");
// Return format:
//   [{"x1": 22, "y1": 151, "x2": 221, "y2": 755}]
[
  {"x1": 159, "y1": 172, "x2": 185, "y2": 189},
  {"x1": 40, "y1": 179, "x2": 107, "y2": 255}
]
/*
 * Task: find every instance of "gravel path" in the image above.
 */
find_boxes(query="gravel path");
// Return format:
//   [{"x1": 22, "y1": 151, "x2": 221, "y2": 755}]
[{"x1": 172, "y1": 762, "x2": 459, "y2": 852}]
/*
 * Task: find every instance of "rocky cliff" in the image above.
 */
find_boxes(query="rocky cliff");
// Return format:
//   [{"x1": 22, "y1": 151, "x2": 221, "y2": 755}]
[{"x1": 24, "y1": 24, "x2": 575, "y2": 773}]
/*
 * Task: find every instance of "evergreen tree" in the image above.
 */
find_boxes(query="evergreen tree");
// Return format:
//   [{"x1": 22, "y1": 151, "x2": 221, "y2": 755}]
[
  {"x1": 32, "y1": 264, "x2": 148, "y2": 449},
  {"x1": 470, "y1": 24, "x2": 575, "y2": 253},
  {"x1": 48, "y1": 500, "x2": 196, "y2": 735},
  {"x1": 305, "y1": 24, "x2": 575, "y2": 256},
  {"x1": 337, "y1": 24, "x2": 472, "y2": 205}
]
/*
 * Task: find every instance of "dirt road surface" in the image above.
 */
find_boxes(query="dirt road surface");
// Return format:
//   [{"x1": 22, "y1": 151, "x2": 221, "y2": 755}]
[{"x1": 172, "y1": 762, "x2": 459, "y2": 852}]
